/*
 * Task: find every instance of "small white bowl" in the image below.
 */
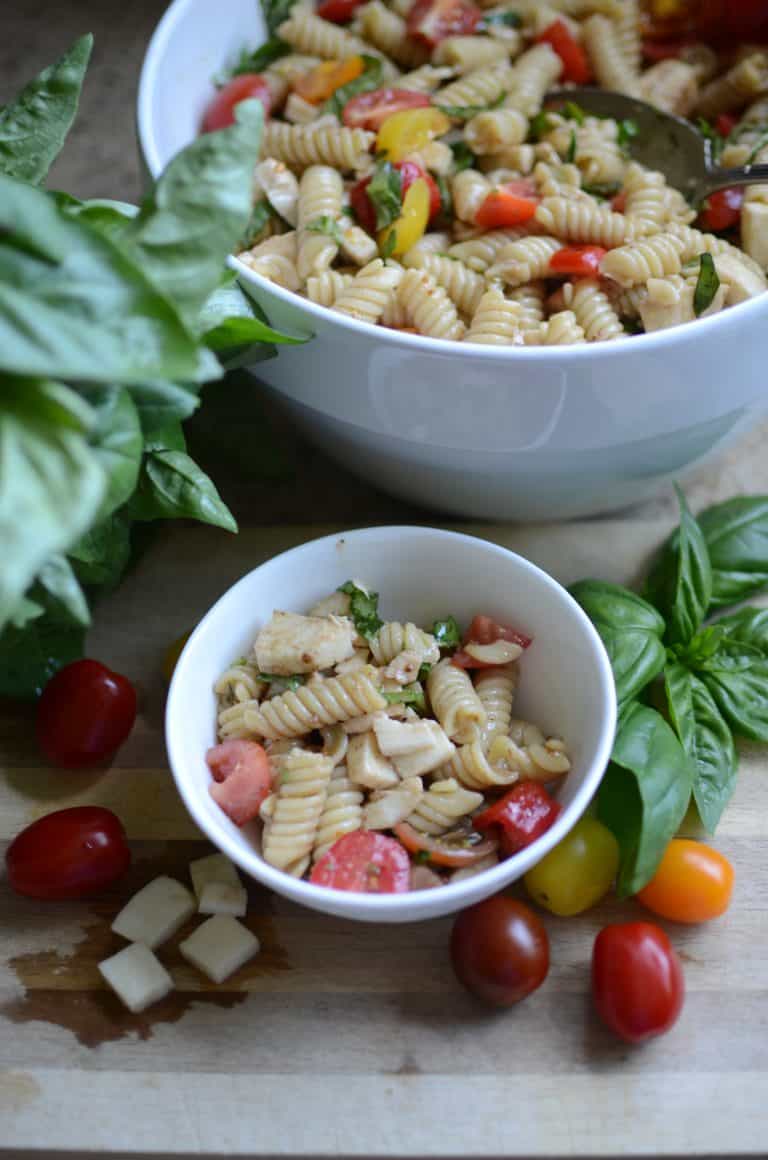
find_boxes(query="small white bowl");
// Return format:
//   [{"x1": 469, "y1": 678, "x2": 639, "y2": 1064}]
[{"x1": 165, "y1": 527, "x2": 617, "y2": 922}]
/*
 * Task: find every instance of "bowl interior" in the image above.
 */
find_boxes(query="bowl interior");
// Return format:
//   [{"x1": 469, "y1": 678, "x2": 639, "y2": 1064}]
[{"x1": 166, "y1": 527, "x2": 616, "y2": 921}]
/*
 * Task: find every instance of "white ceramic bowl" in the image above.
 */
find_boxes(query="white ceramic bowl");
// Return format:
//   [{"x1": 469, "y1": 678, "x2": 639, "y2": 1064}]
[
  {"x1": 165, "y1": 526, "x2": 617, "y2": 922},
  {"x1": 137, "y1": 0, "x2": 768, "y2": 520}
]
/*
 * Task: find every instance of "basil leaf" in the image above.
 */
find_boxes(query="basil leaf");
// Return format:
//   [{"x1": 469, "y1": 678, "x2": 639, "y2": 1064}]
[
  {"x1": 0, "y1": 33, "x2": 92, "y2": 184},
  {"x1": 582, "y1": 180, "x2": 622, "y2": 199},
  {"x1": 450, "y1": 141, "x2": 476, "y2": 173},
  {"x1": 432, "y1": 616, "x2": 461, "y2": 649},
  {"x1": 127, "y1": 449, "x2": 237, "y2": 532},
  {"x1": 126, "y1": 380, "x2": 201, "y2": 431},
  {"x1": 338, "y1": 580, "x2": 383, "y2": 639},
  {"x1": 697, "y1": 495, "x2": 768, "y2": 608},
  {"x1": 529, "y1": 111, "x2": 555, "y2": 141},
  {"x1": 0, "y1": 611, "x2": 85, "y2": 699},
  {"x1": 437, "y1": 92, "x2": 505, "y2": 120},
  {"x1": 262, "y1": 0, "x2": 296, "y2": 34},
  {"x1": 68, "y1": 512, "x2": 133, "y2": 590},
  {"x1": 380, "y1": 228, "x2": 397, "y2": 259},
  {"x1": 481, "y1": 10, "x2": 521, "y2": 28},
  {"x1": 644, "y1": 485, "x2": 712, "y2": 647},
  {"x1": 222, "y1": 37, "x2": 290, "y2": 81},
  {"x1": 566, "y1": 129, "x2": 577, "y2": 164},
  {"x1": 673, "y1": 623, "x2": 728, "y2": 668},
  {"x1": 199, "y1": 272, "x2": 305, "y2": 351},
  {"x1": 80, "y1": 385, "x2": 143, "y2": 519},
  {"x1": 569, "y1": 579, "x2": 666, "y2": 706},
  {"x1": 323, "y1": 56, "x2": 382, "y2": 118},
  {"x1": 383, "y1": 683, "x2": 427, "y2": 712},
  {"x1": 240, "y1": 199, "x2": 275, "y2": 250},
  {"x1": 562, "y1": 101, "x2": 586, "y2": 125},
  {"x1": 693, "y1": 252, "x2": 719, "y2": 316},
  {"x1": 598, "y1": 702, "x2": 693, "y2": 896},
  {"x1": 306, "y1": 215, "x2": 344, "y2": 245},
  {"x1": 364, "y1": 161, "x2": 402, "y2": 230},
  {"x1": 664, "y1": 661, "x2": 736, "y2": 833},
  {"x1": 36, "y1": 553, "x2": 90, "y2": 626},
  {"x1": 257, "y1": 671, "x2": 304, "y2": 691},
  {"x1": 698, "y1": 608, "x2": 768, "y2": 741},
  {"x1": 434, "y1": 173, "x2": 452, "y2": 221},
  {"x1": 617, "y1": 118, "x2": 639, "y2": 151}
]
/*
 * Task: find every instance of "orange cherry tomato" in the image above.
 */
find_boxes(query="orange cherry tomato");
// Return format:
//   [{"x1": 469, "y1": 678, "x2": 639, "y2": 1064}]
[
  {"x1": 475, "y1": 181, "x2": 540, "y2": 229},
  {"x1": 292, "y1": 57, "x2": 365, "y2": 105},
  {"x1": 636, "y1": 839, "x2": 734, "y2": 923},
  {"x1": 549, "y1": 245, "x2": 607, "y2": 278}
]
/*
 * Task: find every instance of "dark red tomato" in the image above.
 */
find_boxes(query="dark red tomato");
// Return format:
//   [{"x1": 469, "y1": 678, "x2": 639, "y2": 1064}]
[
  {"x1": 450, "y1": 896, "x2": 549, "y2": 1006},
  {"x1": 350, "y1": 160, "x2": 441, "y2": 234},
  {"x1": 201, "y1": 74, "x2": 272, "y2": 132},
  {"x1": 6, "y1": 807, "x2": 130, "y2": 900},
  {"x1": 452, "y1": 612, "x2": 532, "y2": 669},
  {"x1": 37, "y1": 659, "x2": 137, "y2": 768},
  {"x1": 342, "y1": 87, "x2": 431, "y2": 131},
  {"x1": 549, "y1": 244, "x2": 607, "y2": 277},
  {"x1": 317, "y1": 0, "x2": 363, "y2": 20},
  {"x1": 592, "y1": 922, "x2": 685, "y2": 1044},
  {"x1": 474, "y1": 781, "x2": 562, "y2": 856},
  {"x1": 715, "y1": 113, "x2": 738, "y2": 138},
  {"x1": 310, "y1": 831, "x2": 411, "y2": 892},
  {"x1": 406, "y1": 0, "x2": 481, "y2": 50},
  {"x1": 536, "y1": 19, "x2": 591, "y2": 84},
  {"x1": 699, "y1": 187, "x2": 744, "y2": 232}
]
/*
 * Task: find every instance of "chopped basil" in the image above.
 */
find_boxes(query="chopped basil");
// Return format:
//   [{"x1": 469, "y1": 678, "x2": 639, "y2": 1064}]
[
  {"x1": 582, "y1": 180, "x2": 622, "y2": 200},
  {"x1": 746, "y1": 128, "x2": 768, "y2": 165},
  {"x1": 621, "y1": 315, "x2": 644, "y2": 335},
  {"x1": 617, "y1": 118, "x2": 639, "y2": 151},
  {"x1": 217, "y1": 36, "x2": 290, "y2": 83},
  {"x1": 480, "y1": 10, "x2": 521, "y2": 28},
  {"x1": 450, "y1": 141, "x2": 477, "y2": 172},
  {"x1": 566, "y1": 129, "x2": 577, "y2": 164},
  {"x1": 240, "y1": 199, "x2": 275, "y2": 249},
  {"x1": 323, "y1": 55, "x2": 382, "y2": 118},
  {"x1": 693, "y1": 252, "x2": 720, "y2": 316},
  {"x1": 367, "y1": 161, "x2": 402, "y2": 230},
  {"x1": 257, "y1": 671, "x2": 305, "y2": 691},
  {"x1": 306, "y1": 215, "x2": 344, "y2": 244},
  {"x1": 529, "y1": 111, "x2": 556, "y2": 141},
  {"x1": 338, "y1": 580, "x2": 384, "y2": 639},
  {"x1": 696, "y1": 117, "x2": 727, "y2": 164},
  {"x1": 383, "y1": 683, "x2": 427, "y2": 712},
  {"x1": 432, "y1": 616, "x2": 461, "y2": 649},
  {"x1": 262, "y1": 0, "x2": 295, "y2": 35},
  {"x1": 436, "y1": 92, "x2": 505, "y2": 120},
  {"x1": 434, "y1": 173, "x2": 452, "y2": 221},
  {"x1": 418, "y1": 661, "x2": 433, "y2": 681},
  {"x1": 562, "y1": 101, "x2": 586, "y2": 125},
  {"x1": 380, "y1": 229, "x2": 397, "y2": 259},
  {"x1": 414, "y1": 849, "x2": 432, "y2": 865}
]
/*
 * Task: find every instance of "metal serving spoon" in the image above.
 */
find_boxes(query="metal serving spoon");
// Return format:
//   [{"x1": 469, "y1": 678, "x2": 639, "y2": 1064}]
[{"x1": 546, "y1": 87, "x2": 768, "y2": 204}]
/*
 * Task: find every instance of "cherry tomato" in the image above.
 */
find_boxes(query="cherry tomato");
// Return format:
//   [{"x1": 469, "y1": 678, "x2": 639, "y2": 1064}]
[
  {"x1": 317, "y1": 0, "x2": 364, "y2": 20},
  {"x1": 452, "y1": 612, "x2": 532, "y2": 669},
  {"x1": 536, "y1": 19, "x2": 591, "y2": 84},
  {"x1": 592, "y1": 922, "x2": 684, "y2": 1043},
  {"x1": 474, "y1": 781, "x2": 562, "y2": 856},
  {"x1": 475, "y1": 183, "x2": 540, "y2": 229},
  {"x1": 37, "y1": 658, "x2": 137, "y2": 768},
  {"x1": 642, "y1": 37, "x2": 690, "y2": 62},
  {"x1": 406, "y1": 0, "x2": 481, "y2": 50},
  {"x1": 350, "y1": 160, "x2": 441, "y2": 234},
  {"x1": 293, "y1": 56, "x2": 364, "y2": 104},
  {"x1": 635, "y1": 839, "x2": 734, "y2": 923},
  {"x1": 201, "y1": 74, "x2": 272, "y2": 132},
  {"x1": 450, "y1": 896, "x2": 549, "y2": 1006},
  {"x1": 310, "y1": 831, "x2": 411, "y2": 891},
  {"x1": 342, "y1": 87, "x2": 431, "y2": 131},
  {"x1": 6, "y1": 807, "x2": 131, "y2": 900},
  {"x1": 524, "y1": 816, "x2": 619, "y2": 916},
  {"x1": 715, "y1": 113, "x2": 738, "y2": 138},
  {"x1": 393, "y1": 820, "x2": 498, "y2": 867},
  {"x1": 699, "y1": 187, "x2": 744, "y2": 232},
  {"x1": 207, "y1": 740, "x2": 273, "y2": 826},
  {"x1": 549, "y1": 244, "x2": 607, "y2": 278}
]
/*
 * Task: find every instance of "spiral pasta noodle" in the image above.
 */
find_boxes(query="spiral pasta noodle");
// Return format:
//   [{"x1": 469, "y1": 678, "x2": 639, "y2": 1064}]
[
  {"x1": 443, "y1": 741, "x2": 520, "y2": 790},
  {"x1": 464, "y1": 285, "x2": 525, "y2": 344},
  {"x1": 306, "y1": 269, "x2": 354, "y2": 306},
  {"x1": 397, "y1": 268, "x2": 466, "y2": 339},
  {"x1": 564, "y1": 278, "x2": 624, "y2": 341},
  {"x1": 599, "y1": 233, "x2": 686, "y2": 286},
  {"x1": 261, "y1": 122, "x2": 375, "y2": 172},
  {"x1": 403, "y1": 252, "x2": 486, "y2": 316},
  {"x1": 242, "y1": 666, "x2": 386, "y2": 739},
  {"x1": 358, "y1": 1, "x2": 428, "y2": 69},
  {"x1": 297, "y1": 165, "x2": 343, "y2": 279},
  {"x1": 369, "y1": 621, "x2": 439, "y2": 665},
  {"x1": 448, "y1": 229, "x2": 528, "y2": 272},
  {"x1": 487, "y1": 236, "x2": 562, "y2": 286},
  {"x1": 582, "y1": 14, "x2": 641, "y2": 96},
  {"x1": 435, "y1": 63, "x2": 514, "y2": 112},
  {"x1": 312, "y1": 766, "x2": 364, "y2": 861},
  {"x1": 465, "y1": 109, "x2": 528, "y2": 155},
  {"x1": 534, "y1": 197, "x2": 636, "y2": 247},
  {"x1": 474, "y1": 665, "x2": 518, "y2": 744},
  {"x1": 333, "y1": 259, "x2": 403, "y2": 323},
  {"x1": 405, "y1": 778, "x2": 484, "y2": 836},
  {"x1": 262, "y1": 748, "x2": 335, "y2": 876},
  {"x1": 427, "y1": 659, "x2": 487, "y2": 743}
]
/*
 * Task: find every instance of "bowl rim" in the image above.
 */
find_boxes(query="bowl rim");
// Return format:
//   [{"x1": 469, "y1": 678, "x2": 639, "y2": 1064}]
[
  {"x1": 137, "y1": 0, "x2": 768, "y2": 363},
  {"x1": 165, "y1": 525, "x2": 618, "y2": 919}
]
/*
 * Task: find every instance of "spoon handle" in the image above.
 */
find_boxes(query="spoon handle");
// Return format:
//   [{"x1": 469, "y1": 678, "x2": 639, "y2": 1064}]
[{"x1": 697, "y1": 164, "x2": 768, "y2": 201}]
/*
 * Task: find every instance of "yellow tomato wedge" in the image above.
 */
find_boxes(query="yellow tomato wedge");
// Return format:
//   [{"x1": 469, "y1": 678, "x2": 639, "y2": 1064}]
[
  {"x1": 378, "y1": 177, "x2": 430, "y2": 258},
  {"x1": 292, "y1": 56, "x2": 364, "y2": 104},
  {"x1": 376, "y1": 107, "x2": 451, "y2": 162}
]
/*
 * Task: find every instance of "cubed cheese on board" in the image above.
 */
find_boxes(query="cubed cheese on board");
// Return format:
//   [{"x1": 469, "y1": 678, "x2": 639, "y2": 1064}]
[
  {"x1": 189, "y1": 853, "x2": 242, "y2": 901},
  {"x1": 198, "y1": 881, "x2": 248, "y2": 917},
  {"x1": 112, "y1": 876, "x2": 195, "y2": 949},
  {"x1": 180, "y1": 916, "x2": 260, "y2": 984},
  {"x1": 98, "y1": 943, "x2": 173, "y2": 1013}
]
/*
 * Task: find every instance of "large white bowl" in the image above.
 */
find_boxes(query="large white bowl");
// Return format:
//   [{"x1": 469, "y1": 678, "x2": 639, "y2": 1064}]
[
  {"x1": 138, "y1": 0, "x2": 768, "y2": 520},
  {"x1": 165, "y1": 526, "x2": 617, "y2": 922}
]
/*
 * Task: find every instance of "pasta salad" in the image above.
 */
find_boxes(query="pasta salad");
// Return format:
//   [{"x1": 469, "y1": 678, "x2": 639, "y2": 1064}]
[
  {"x1": 206, "y1": 582, "x2": 569, "y2": 892},
  {"x1": 201, "y1": 0, "x2": 768, "y2": 344}
]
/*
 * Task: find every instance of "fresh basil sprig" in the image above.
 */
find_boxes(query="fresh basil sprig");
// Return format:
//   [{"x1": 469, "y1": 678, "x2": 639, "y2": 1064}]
[
  {"x1": 432, "y1": 616, "x2": 461, "y2": 649},
  {"x1": 698, "y1": 495, "x2": 768, "y2": 606},
  {"x1": 644, "y1": 485, "x2": 712, "y2": 646},
  {"x1": 693, "y1": 252, "x2": 720, "y2": 316},
  {"x1": 568, "y1": 580, "x2": 665, "y2": 706},
  {"x1": 450, "y1": 141, "x2": 477, "y2": 173},
  {"x1": 338, "y1": 580, "x2": 384, "y2": 639},
  {"x1": 664, "y1": 661, "x2": 736, "y2": 833},
  {"x1": 365, "y1": 161, "x2": 403, "y2": 230},
  {"x1": 323, "y1": 55, "x2": 382, "y2": 118}
]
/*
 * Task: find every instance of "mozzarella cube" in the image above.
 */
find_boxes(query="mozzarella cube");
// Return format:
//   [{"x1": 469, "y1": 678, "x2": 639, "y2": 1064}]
[
  {"x1": 189, "y1": 853, "x2": 242, "y2": 902},
  {"x1": 179, "y1": 916, "x2": 260, "y2": 984},
  {"x1": 198, "y1": 881, "x2": 248, "y2": 917},
  {"x1": 392, "y1": 721, "x2": 455, "y2": 778},
  {"x1": 98, "y1": 943, "x2": 173, "y2": 1013},
  {"x1": 254, "y1": 610, "x2": 355, "y2": 675},
  {"x1": 111, "y1": 876, "x2": 196, "y2": 949}
]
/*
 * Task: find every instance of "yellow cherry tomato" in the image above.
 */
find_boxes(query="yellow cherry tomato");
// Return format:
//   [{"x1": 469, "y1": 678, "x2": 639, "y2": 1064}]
[
  {"x1": 162, "y1": 631, "x2": 191, "y2": 683},
  {"x1": 524, "y1": 816, "x2": 620, "y2": 916},
  {"x1": 376, "y1": 106, "x2": 451, "y2": 162},
  {"x1": 378, "y1": 176, "x2": 430, "y2": 257},
  {"x1": 292, "y1": 56, "x2": 364, "y2": 104}
]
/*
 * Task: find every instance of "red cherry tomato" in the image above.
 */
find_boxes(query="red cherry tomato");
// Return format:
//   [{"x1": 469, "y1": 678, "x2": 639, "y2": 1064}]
[
  {"x1": 452, "y1": 613, "x2": 532, "y2": 669},
  {"x1": 342, "y1": 87, "x2": 431, "y2": 131},
  {"x1": 450, "y1": 896, "x2": 549, "y2": 1006},
  {"x1": 549, "y1": 244, "x2": 607, "y2": 277},
  {"x1": 36, "y1": 659, "x2": 137, "y2": 768},
  {"x1": 592, "y1": 922, "x2": 685, "y2": 1043},
  {"x1": 350, "y1": 159, "x2": 441, "y2": 234},
  {"x1": 310, "y1": 831, "x2": 411, "y2": 892},
  {"x1": 317, "y1": 0, "x2": 363, "y2": 20},
  {"x1": 474, "y1": 781, "x2": 562, "y2": 856},
  {"x1": 393, "y1": 821, "x2": 498, "y2": 867},
  {"x1": 6, "y1": 807, "x2": 131, "y2": 900},
  {"x1": 475, "y1": 182, "x2": 540, "y2": 229},
  {"x1": 406, "y1": 0, "x2": 481, "y2": 49},
  {"x1": 699, "y1": 186, "x2": 744, "y2": 232},
  {"x1": 206, "y1": 739, "x2": 272, "y2": 826},
  {"x1": 715, "y1": 113, "x2": 738, "y2": 138},
  {"x1": 535, "y1": 19, "x2": 590, "y2": 84},
  {"x1": 641, "y1": 38, "x2": 690, "y2": 62},
  {"x1": 201, "y1": 74, "x2": 272, "y2": 132},
  {"x1": 611, "y1": 191, "x2": 627, "y2": 213}
]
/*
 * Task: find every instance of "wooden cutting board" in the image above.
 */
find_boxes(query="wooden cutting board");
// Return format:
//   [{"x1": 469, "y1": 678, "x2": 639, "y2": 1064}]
[{"x1": 2, "y1": 521, "x2": 767, "y2": 1159}]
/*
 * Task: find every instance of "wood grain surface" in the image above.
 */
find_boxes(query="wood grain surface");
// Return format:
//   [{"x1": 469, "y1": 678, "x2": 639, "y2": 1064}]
[{"x1": 2, "y1": 518, "x2": 768, "y2": 1158}]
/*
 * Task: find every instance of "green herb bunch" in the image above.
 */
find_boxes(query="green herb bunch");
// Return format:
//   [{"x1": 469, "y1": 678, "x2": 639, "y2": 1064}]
[
  {"x1": 571, "y1": 487, "x2": 768, "y2": 895},
  {"x1": 0, "y1": 35, "x2": 300, "y2": 697}
]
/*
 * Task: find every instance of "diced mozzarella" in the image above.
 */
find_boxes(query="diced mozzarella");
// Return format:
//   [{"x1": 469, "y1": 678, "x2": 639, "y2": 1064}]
[
  {"x1": 373, "y1": 715, "x2": 436, "y2": 755},
  {"x1": 198, "y1": 881, "x2": 249, "y2": 917},
  {"x1": 111, "y1": 876, "x2": 196, "y2": 949},
  {"x1": 254, "y1": 159, "x2": 300, "y2": 226},
  {"x1": 98, "y1": 943, "x2": 173, "y2": 1013},
  {"x1": 254, "y1": 610, "x2": 356, "y2": 675},
  {"x1": 364, "y1": 777, "x2": 424, "y2": 829},
  {"x1": 392, "y1": 721, "x2": 456, "y2": 778},
  {"x1": 713, "y1": 251, "x2": 767, "y2": 304},
  {"x1": 347, "y1": 729, "x2": 399, "y2": 790},
  {"x1": 738, "y1": 203, "x2": 768, "y2": 276},
  {"x1": 189, "y1": 853, "x2": 241, "y2": 901},
  {"x1": 179, "y1": 915, "x2": 260, "y2": 984}
]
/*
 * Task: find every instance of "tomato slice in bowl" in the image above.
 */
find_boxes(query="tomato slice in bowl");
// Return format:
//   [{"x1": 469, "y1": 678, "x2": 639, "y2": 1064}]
[
  {"x1": 394, "y1": 821, "x2": 498, "y2": 867},
  {"x1": 206, "y1": 739, "x2": 272, "y2": 826},
  {"x1": 342, "y1": 88, "x2": 431, "y2": 131},
  {"x1": 310, "y1": 831, "x2": 411, "y2": 891},
  {"x1": 406, "y1": 0, "x2": 482, "y2": 49}
]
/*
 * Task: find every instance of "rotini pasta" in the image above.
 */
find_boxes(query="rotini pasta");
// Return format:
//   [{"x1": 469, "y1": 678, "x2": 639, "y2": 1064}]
[
  {"x1": 397, "y1": 267, "x2": 466, "y2": 339},
  {"x1": 333, "y1": 258, "x2": 403, "y2": 322},
  {"x1": 297, "y1": 165, "x2": 344, "y2": 279},
  {"x1": 427, "y1": 658, "x2": 487, "y2": 743},
  {"x1": 403, "y1": 252, "x2": 486, "y2": 316},
  {"x1": 487, "y1": 236, "x2": 563, "y2": 286},
  {"x1": 261, "y1": 121, "x2": 375, "y2": 171},
  {"x1": 242, "y1": 666, "x2": 386, "y2": 739},
  {"x1": 464, "y1": 285, "x2": 526, "y2": 344},
  {"x1": 312, "y1": 765, "x2": 364, "y2": 861}
]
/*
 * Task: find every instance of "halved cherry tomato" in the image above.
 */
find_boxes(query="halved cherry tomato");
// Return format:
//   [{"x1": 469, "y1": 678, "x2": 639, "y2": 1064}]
[
  {"x1": 350, "y1": 160, "x2": 440, "y2": 234},
  {"x1": 201, "y1": 74, "x2": 272, "y2": 132},
  {"x1": 549, "y1": 244, "x2": 607, "y2": 278},
  {"x1": 394, "y1": 821, "x2": 498, "y2": 867},
  {"x1": 6, "y1": 807, "x2": 131, "y2": 900},
  {"x1": 343, "y1": 88, "x2": 431, "y2": 131},
  {"x1": 379, "y1": 176, "x2": 431, "y2": 256},
  {"x1": 37, "y1": 659, "x2": 137, "y2": 768},
  {"x1": 451, "y1": 896, "x2": 549, "y2": 1006},
  {"x1": 536, "y1": 19, "x2": 590, "y2": 84},
  {"x1": 699, "y1": 186, "x2": 744, "y2": 232},
  {"x1": 207, "y1": 739, "x2": 272, "y2": 826},
  {"x1": 452, "y1": 613, "x2": 532, "y2": 669},
  {"x1": 310, "y1": 831, "x2": 411, "y2": 891},
  {"x1": 715, "y1": 113, "x2": 738, "y2": 138},
  {"x1": 525, "y1": 816, "x2": 619, "y2": 916},
  {"x1": 474, "y1": 781, "x2": 561, "y2": 856},
  {"x1": 377, "y1": 106, "x2": 451, "y2": 162},
  {"x1": 635, "y1": 839, "x2": 734, "y2": 923},
  {"x1": 611, "y1": 191, "x2": 627, "y2": 213},
  {"x1": 406, "y1": 0, "x2": 481, "y2": 50},
  {"x1": 317, "y1": 0, "x2": 364, "y2": 20},
  {"x1": 293, "y1": 56, "x2": 364, "y2": 104},
  {"x1": 592, "y1": 921, "x2": 684, "y2": 1043},
  {"x1": 475, "y1": 181, "x2": 540, "y2": 229}
]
